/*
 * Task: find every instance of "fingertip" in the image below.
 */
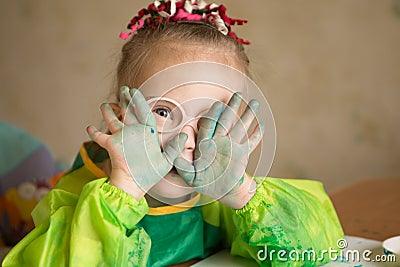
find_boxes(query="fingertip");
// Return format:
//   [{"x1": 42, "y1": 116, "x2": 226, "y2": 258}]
[
  {"x1": 211, "y1": 101, "x2": 224, "y2": 113},
  {"x1": 179, "y1": 132, "x2": 188, "y2": 141},
  {"x1": 173, "y1": 156, "x2": 184, "y2": 170},
  {"x1": 174, "y1": 156, "x2": 191, "y2": 171},
  {"x1": 235, "y1": 92, "x2": 243, "y2": 98},
  {"x1": 120, "y1": 86, "x2": 129, "y2": 93},
  {"x1": 259, "y1": 122, "x2": 265, "y2": 132},
  {"x1": 86, "y1": 126, "x2": 97, "y2": 140},
  {"x1": 129, "y1": 87, "x2": 138, "y2": 96},
  {"x1": 120, "y1": 86, "x2": 131, "y2": 102},
  {"x1": 249, "y1": 99, "x2": 260, "y2": 113},
  {"x1": 86, "y1": 125, "x2": 93, "y2": 133},
  {"x1": 100, "y1": 103, "x2": 109, "y2": 110},
  {"x1": 230, "y1": 92, "x2": 243, "y2": 104}
]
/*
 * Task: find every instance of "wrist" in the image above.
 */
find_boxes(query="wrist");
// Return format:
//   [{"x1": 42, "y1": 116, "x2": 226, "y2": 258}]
[
  {"x1": 109, "y1": 169, "x2": 147, "y2": 201},
  {"x1": 219, "y1": 173, "x2": 256, "y2": 209}
]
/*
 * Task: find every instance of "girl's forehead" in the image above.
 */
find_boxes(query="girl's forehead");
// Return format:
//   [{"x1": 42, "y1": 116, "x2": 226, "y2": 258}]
[
  {"x1": 162, "y1": 83, "x2": 234, "y2": 104},
  {"x1": 137, "y1": 45, "x2": 245, "y2": 87}
]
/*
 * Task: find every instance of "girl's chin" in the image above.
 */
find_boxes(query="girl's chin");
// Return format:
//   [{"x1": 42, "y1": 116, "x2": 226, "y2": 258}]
[{"x1": 147, "y1": 168, "x2": 195, "y2": 199}]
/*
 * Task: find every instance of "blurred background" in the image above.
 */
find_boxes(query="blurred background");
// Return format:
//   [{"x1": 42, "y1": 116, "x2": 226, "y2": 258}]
[{"x1": 0, "y1": 0, "x2": 399, "y2": 192}]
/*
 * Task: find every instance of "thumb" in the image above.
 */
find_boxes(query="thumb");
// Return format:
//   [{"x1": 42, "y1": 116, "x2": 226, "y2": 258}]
[
  {"x1": 162, "y1": 133, "x2": 188, "y2": 164},
  {"x1": 174, "y1": 156, "x2": 195, "y2": 186}
]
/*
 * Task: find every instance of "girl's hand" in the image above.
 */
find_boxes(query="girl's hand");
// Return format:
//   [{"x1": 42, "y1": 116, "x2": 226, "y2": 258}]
[
  {"x1": 87, "y1": 86, "x2": 187, "y2": 200},
  {"x1": 174, "y1": 93, "x2": 264, "y2": 209}
]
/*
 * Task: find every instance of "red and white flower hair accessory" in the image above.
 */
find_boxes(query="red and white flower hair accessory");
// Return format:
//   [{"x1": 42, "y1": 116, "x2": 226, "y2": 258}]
[{"x1": 120, "y1": 0, "x2": 250, "y2": 45}]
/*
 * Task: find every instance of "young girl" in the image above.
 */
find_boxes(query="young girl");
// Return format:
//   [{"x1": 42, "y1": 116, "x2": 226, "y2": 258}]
[{"x1": 3, "y1": 1, "x2": 343, "y2": 266}]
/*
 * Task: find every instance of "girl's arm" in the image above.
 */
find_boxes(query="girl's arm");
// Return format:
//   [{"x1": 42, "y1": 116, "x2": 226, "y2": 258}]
[
  {"x1": 216, "y1": 177, "x2": 344, "y2": 267},
  {"x1": 2, "y1": 173, "x2": 151, "y2": 266}
]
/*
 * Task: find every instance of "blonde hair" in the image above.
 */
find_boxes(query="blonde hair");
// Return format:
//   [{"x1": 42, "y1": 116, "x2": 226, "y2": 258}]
[{"x1": 115, "y1": 22, "x2": 250, "y2": 100}]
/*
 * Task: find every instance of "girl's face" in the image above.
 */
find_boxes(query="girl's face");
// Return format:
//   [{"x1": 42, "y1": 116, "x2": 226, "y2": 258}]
[
  {"x1": 137, "y1": 46, "x2": 245, "y2": 200},
  {"x1": 148, "y1": 84, "x2": 234, "y2": 199}
]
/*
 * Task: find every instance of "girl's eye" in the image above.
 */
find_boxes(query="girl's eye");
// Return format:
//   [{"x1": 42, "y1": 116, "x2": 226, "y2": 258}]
[{"x1": 154, "y1": 108, "x2": 171, "y2": 118}]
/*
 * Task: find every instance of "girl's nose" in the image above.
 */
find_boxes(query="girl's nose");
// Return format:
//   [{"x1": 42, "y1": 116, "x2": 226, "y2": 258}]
[
  {"x1": 180, "y1": 124, "x2": 196, "y2": 151},
  {"x1": 179, "y1": 120, "x2": 198, "y2": 161}
]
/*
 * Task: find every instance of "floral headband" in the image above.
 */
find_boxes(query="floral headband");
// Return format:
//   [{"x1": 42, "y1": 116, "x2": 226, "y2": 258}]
[{"x1": 120, "y1": 0, "x2": 250, "y2": 45}]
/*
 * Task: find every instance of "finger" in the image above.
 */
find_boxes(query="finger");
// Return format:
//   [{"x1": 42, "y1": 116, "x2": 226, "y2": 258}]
[
  {"x1": 163, "y1": 133, "x2": 188, "y2": 164},
  {"x1": 101, "y1": 103, "x2": 123, "y2": 134},
  {"x1": 246, "y1": 122, "x2": 265, "y2": 154},
  {"x1": 194, "y1": 138, "x2": 218, "y2": 172},
  {"x1": 174, "y1": 156, "x2": 196, "y2": 185},
  {"x1": 230, "y1": 99, "x2": 260, "y2": 142},
  {"x1": 197, "y1": 101, "x2": 224, "y2": 142},
  {"x1": 130, "y1": 88, "x2": 156, "y2": 127},
  {"x1": 86, "y1": 125, "x2": 109, "y2": 148},
  {"x1": 119, "y1": 86, "x2": 130, "y2": 111},
  {"x1": 214, "y1": 92, "x2": 243, "y2": 136},
  {"x1": 119, "y1": 86, "x2": 138, "y2": 125}
]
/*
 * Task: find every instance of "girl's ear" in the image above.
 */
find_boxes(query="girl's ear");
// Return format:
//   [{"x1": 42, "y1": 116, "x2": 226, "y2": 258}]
[{"x1": 109, "y1": 103, "x2": 123, "y2": 121}]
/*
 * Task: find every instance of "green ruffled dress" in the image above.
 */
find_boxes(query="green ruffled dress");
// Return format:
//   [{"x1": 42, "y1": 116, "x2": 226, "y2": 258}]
[{"x1": 3, "y1": 142, "x2": 343, "y2": 267}]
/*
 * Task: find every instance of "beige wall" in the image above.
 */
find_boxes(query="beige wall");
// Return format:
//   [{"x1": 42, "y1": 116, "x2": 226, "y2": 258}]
[{"x1": 1, "y1": 0, "x2": 399, "y2": 192}]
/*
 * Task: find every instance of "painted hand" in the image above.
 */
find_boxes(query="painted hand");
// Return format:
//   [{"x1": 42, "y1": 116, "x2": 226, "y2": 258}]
[
  {"x1": 174, "y1": 93, "x2": 264, "y2": 209},
  {"x1": 87, "y1": 86, "x2": 187, "y2": 199}
]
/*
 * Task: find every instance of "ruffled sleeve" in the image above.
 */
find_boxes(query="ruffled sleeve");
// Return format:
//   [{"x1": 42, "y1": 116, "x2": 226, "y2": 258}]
[
  {"x1": 230, "y1": 177, "x2": 344, "y2": 266},
  {"x1": 2, "y1": 178, "x2": 151, "y2": 267}
]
